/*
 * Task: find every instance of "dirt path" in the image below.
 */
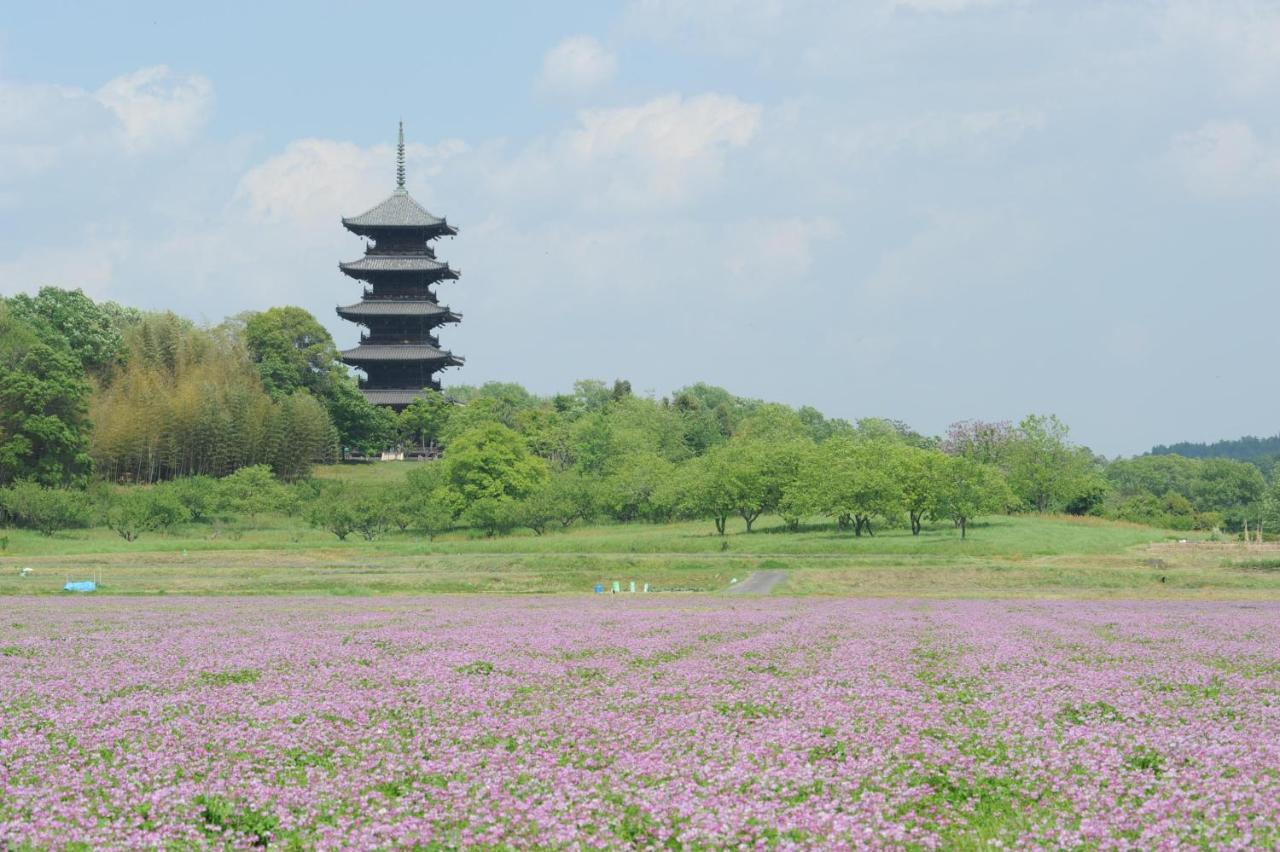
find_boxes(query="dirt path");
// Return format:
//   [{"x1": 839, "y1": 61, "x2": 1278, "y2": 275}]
[{"x1": 725, "y1": 569, "x2": 789, "y2": 595}]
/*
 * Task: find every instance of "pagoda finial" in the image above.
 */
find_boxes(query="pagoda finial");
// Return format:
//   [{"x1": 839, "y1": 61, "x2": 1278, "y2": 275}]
[{"x1": 396, "y1": 121, "x2": 406, "y2": 191}]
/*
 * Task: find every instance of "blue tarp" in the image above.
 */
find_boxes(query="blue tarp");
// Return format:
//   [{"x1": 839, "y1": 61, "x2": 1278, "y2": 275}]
[{"x1": 63, "y1": 581, "x2": 96, "y2": 593}]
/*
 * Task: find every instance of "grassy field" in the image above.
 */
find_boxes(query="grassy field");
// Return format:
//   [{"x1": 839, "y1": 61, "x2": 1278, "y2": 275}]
[{"x1": 2, "y1": 462, "x2": 1279, "y2": 597}]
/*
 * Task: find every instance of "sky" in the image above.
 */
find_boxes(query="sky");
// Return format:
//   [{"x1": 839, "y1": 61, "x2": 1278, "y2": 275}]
[{"x1": 2, "y1": 0, "x2": 1278, "y2": 456}]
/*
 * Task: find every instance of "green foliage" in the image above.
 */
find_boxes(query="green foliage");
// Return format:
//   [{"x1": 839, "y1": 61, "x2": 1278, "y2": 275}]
[
  {"x1": 935, "y1": 456, "x2": 1013, "y2": 538},
  {"x1": 0, "y1": 304, "x2": 94, "y2": 487},
  {"x1": 1151, "y1": 433, "x2": 1280, "y2": 473},
  {"x1": 194, "y1": 793, "x2": 279, "y2": 846},
  {"x1": 215, "y1": 465, "x2": 292, "y2": 521},
  {"x1": 268, "y1": 391, "x2": 339, "y2": 480},
  {"x1": 4, "y1": 286, "x2": 132, "y2": 371},
  {"x1": 415, "y1": 499, "x2": 457, "y2": 541},
  {"x1": 161, "y1": 476, "x2": 217, "y2": 522},
  {"x1": 786, "y1": 437, "x2": 905, "y2": 536},
  {"x1": 308, "y1": 501, "x2": 357, "y2": 541},
  {"x1": 597, "y1": 453, "x2": 677, "y2": 523},
  {"x1": 899, "y1": 447, "x2": 949, "y2": 535},
  {"x1": 441, "y1": 424, "x2": 548, "y2": 507},
  {"x1": 243, "y1": 306, "x2": 345, "y2": 400},
  {"x1": 242, "y1": 306, "x2": 391, "y2": 458},
  {"x1": 91, "y1": 312, "x2": 334, "y2": 482},
  {"x1": 1005, "y1": 414, "x2": 1098, "y2": 513},
  {"x1": 679, "y1": 453, "x2": 738, "y2": 535},
  {"x1": 328, "y1": 380, "x2": 395, "y2": 456},
  {"x1": 104, "y1": 488, "x2": 192, "y2": 541},
  {"x1": 396, "y1": 389, "x2": 452, "y2": 448},
  {"x1": 515, "y1": 470, "x2": 599, "y2": 534},
  {"x1": 350, "y1": 494, "x2": 392, "y2": 540},
  {"x1": 462, "y1": 496, "x2": 521, "y2": 537},
  {"x1": 0, "y1": 482, "x2": 92, "y2": 536},
  {"x1": 685, "y1": 434, "x2": 810, "y2": 533},
  {"x1": 1105, "y1": 454, "x2": 1265, "y2": 530}
]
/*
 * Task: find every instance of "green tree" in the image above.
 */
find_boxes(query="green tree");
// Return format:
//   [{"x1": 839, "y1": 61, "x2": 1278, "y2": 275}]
[
  {"x1": 462, "y1": 496, "x2": 520, "y2": 537},
  {"x1": 243, "y1": 307, "x2": 346, "y2": 400},
  {"x1": 267, "y1": 391, "x2": 339, "y2": 480},
  {"x1": 350, "y1": 494, "x2": 391, "y2": 540},
  {"x1": 518, "y1": 470, "x2": 596, "y2": 532},
  {"x1": 416, "y1": 500, "x2": 456, "y2": 541},
  {"x1": 899, "y1": 446, "x2": 948, "y2": 535},
  {"x1": 0, "y1": 305, "x2": 94, "y2": 486},
  {"x1": 309, "y1": 501, "x2": 357, "y2": 541},
  {"x1": 679, "y1": 454, "x2": 738, "y2": 535},
  {"x1": 598, "y1": 453, "x2": 677, "y2": 522},
  {"x1": 0, "y1": 483, "x2": 91, "y2": 536},
  {"x1": 935, "y1": 456, "x2": 1012, "y2": 538},
  {"x1": 700, "y1": 435, "x2": 809, "y2": 532},
  {"x1": 442, "y1": 424, "x2": 548, "y2": 507},
  {"x1": 327, "y1": 380, "x2": 396, "y2": 457},
  {"x1": 104, "y1": 488, "x2": 192, "y2": 541},
  {"x1": 162, "y1": 476, "x2": 217, "y2": 521},
  {"x1": 214, "y1": 465, "x2": 290, "y2": 521},
  {"x1": 5, "y1": 286, "x2": 130, "y2": 371},
  {"x1": 1006, "y1": 414, "x2": 1095, "y2": 513},
  {"x1": 1104, "y1": 454, "x2": 1266, "y2": 530},
  {"x1": 397, "y1": 390, "x2": 452, "y2": 450},
  {"x1": 785, "y1": 437, "x2": 903, "y2": 536}
]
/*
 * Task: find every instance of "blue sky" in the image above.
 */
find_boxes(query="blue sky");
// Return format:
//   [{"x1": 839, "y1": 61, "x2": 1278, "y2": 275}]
[{"x1": 2, "y1": 0, "x2": 1279, "y2": 455}]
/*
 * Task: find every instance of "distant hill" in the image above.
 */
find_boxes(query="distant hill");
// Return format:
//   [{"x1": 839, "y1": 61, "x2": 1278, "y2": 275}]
[{"x1": 1149, "y1": 434, "x2": 1280, "y2": 477}]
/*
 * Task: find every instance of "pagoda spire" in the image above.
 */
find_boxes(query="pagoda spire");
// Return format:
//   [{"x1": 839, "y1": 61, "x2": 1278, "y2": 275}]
[
  {"x1": 336, "y1": 121, "x2": 463, "y2": 411},
  {"x1": 396, "y1": 121, "x2": 406, "y2": 192}
]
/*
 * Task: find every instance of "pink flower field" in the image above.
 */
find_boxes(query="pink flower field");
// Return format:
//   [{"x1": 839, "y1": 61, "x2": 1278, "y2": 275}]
[{"x1": 2, "y1": 597, "x2": 1278, "y2": 848}]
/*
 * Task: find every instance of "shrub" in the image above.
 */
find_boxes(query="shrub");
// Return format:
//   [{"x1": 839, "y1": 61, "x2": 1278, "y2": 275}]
[
  {"x1": 105, "y1": 488, "x2": 192, "y2": 541},
  {"x1": 308, "y1": 502, "x2": 357, "y2": 541},
  {"x1": 462, "y1": 497, "x2": 520, "y2": 537},
  {"x1": 416, "y1": 500, "x2": 455, "y2": 541},
  {"x1": 163, "y1": 476, "x2": 217, "y2": 521},
  {"x1": 215, "y1": 465, "x2": 292, "y2": 521},
  {"x1": 0, "y1": 483, "x2": 92, "y2": 536},
  {"x1": 350, "y1": 495, "x2": 391, "y2": 541}
]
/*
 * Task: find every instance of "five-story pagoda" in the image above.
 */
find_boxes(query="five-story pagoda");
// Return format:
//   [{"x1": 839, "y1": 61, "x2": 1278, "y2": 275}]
[{"x1": 337, "y1": 123, "x2": 462, "y2": 410}]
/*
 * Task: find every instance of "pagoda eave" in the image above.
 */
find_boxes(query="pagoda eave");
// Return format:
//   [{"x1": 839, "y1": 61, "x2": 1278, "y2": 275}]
[
  {"x1": 334, "y1": 302, "x2": 460, "y2": 322},
  {"x1": 340, "y1": 344, "x2": 462, "y2": 365},
  {"x1": 341, "y1": 220, "x2": 458, "y2": 240}
]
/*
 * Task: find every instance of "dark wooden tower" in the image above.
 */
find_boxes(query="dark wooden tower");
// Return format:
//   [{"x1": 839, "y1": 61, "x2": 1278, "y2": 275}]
[{"x1": 336, "y1": 123, "x2": 463, "y2": 410}]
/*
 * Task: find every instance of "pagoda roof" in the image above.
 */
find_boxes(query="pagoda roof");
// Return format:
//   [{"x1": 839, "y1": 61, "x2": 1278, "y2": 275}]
[
  {"x1": 335, "y1": 301, "x2": 460, "y2": 320},
  {"x1": 360, "y1": 388, "x2": 436, "y2": 406},
  {"x1": 341, "y1": 343, "x2": 463, "y2": 364},
  {"x1": 338, "y1": 256, "x2": 458, "y2": 277},
  {"x1": 342, "y1": 189, "x2": 456, "y2": 233}
]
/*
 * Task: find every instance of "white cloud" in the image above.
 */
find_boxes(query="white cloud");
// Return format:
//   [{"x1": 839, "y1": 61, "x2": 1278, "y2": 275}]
[
  {"x1": 537, "y1": 36, "x2": 618, "y2": 97},
  {"x1": 0, "y1": 65, "x2": 213, "y2": 183},
  {"x1": 95, "y1": 66, "x2": 214, "y2": 152},
  {"x1": 1161, "y1": 1, "x2": 1280, "y2": 95},
  {"x1": 562, "y1": 93, "x2": 762, "y2": 204},
  {"x1": 471, "y1": 92, "x2": 762, "y2": 208},
  {"x1": 236, "y1": 137, "x2": 469, "y2": 226},
  {"x1": 1165, "y1": 120, "x2": 1280, "y2": 197}
]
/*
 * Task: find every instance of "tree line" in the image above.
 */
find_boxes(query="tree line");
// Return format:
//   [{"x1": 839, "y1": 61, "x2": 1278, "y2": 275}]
[{"x1": 2, "y1": 286, "x2": 1276, "y2": 541}]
